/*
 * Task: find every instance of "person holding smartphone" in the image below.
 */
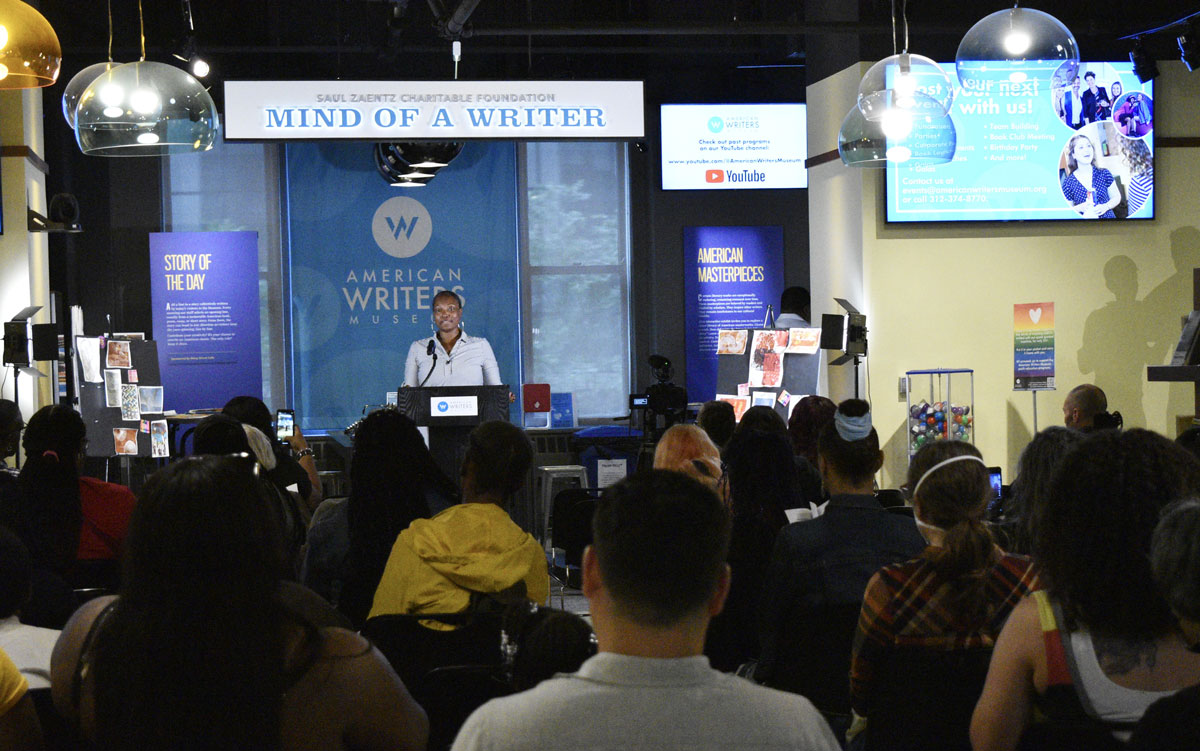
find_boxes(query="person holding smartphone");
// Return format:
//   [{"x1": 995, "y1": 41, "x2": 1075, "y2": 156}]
[{"x1": 222, "y1": 396, "x2": 322, "y2": 512}]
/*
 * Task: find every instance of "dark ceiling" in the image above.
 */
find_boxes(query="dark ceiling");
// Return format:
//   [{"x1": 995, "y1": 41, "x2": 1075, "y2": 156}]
[{"x1": 30, "y1": 0, "x2": 1196, "y2": 109}]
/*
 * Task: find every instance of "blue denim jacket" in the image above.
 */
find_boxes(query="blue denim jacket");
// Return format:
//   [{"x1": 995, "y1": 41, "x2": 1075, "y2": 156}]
[{"x1": 756, "y1": 494, "x2": 926, "y2": 714}]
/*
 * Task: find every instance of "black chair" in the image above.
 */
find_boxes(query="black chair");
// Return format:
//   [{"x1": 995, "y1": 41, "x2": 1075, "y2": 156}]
[
  {"x1": 759, "y1": 601, "x2": 863, "y2": 718},
  {"x1": 28, "y1": 687, "x2": 74, "y2": 751},
  {"x1": 548, "y1": 487, "x2": 601, "y2": 594},
  {"x1": 863, "y1": 646, "x2": 994, "y2": 751},
  {"x1": 362, "y1": 608, "x2": 509, "y2": 751}
]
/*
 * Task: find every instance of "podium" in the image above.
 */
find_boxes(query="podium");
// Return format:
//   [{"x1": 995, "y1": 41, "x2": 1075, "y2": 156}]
[{"x1": 396, "y1": 385, "x2": 510, "y2": 485}]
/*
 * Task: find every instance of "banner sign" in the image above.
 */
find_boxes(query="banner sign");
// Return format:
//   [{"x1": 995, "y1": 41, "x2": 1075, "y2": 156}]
[
  {"x1": 224, "y1": 80, "x2": 645, "y2": 140},
  {"x1": 1014, "y1": 301, "x2": 1055, "y2": 390},
  {"x1": 287, "y1": 141, "x2": 519, "y2": 432},
  {"x1": 149, "y1": 231, "x2": 263, "y2": 413},
  {"x1": 683, "y1": 226, "x2": 785, "y2": 401}
]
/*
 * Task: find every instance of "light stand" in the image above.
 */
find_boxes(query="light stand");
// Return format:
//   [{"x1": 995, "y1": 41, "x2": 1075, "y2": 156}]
[
  {"x1": 2, "y1": 306, "x2": 49, "y2": 468},
  {"x1": 819, "y1": 297, "x2": 868, "y2": 399}
]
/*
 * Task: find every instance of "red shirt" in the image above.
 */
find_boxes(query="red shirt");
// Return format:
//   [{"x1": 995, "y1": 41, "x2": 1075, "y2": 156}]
[{"x1": 77, "y1": 477, "x2": 137, "y2": 560}]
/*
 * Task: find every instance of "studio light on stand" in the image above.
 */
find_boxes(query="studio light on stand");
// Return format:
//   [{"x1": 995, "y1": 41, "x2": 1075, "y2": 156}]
[
  {"x1": 956, "y1": 5, "x2": 1079, "y2": 91},
  {"x1": 819, "y1": 298, "x2": 868, "y2": 398}
]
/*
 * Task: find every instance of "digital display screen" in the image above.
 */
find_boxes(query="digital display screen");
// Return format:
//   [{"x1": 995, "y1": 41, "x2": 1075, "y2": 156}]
[
  {"x1": 886, "y1": 62, "x2": 1153, "y2": 222},
  {"x1": 275, "y1": 410, "x2": 294, "y2": 441},
  {"x1": 661, "y1": 104, "x2": 808, "y2": 190}
]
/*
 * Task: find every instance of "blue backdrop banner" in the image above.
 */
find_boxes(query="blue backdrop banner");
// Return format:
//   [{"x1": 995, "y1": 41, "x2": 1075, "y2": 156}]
[
  {"x1": 683, "y1": 225, "x2": 784, "y2": 401},
  {"x1": 149, "y1": 231, "x2": 263, "y2": 413},
  {"x1": 286, "y1": 141, "x2": 520, "y2": 431}
]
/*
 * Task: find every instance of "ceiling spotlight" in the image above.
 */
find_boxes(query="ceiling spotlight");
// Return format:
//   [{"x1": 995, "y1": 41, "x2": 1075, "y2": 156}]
[
  {"x1": 1130, "y1": 39, "x2": 1159, "y2": 82},
  {"x1": 190, "y1": 56, "x2": 209, "y2": 78},
  {"x1": 1179, "y1": 25, "x2": 1200, "y2": 72}
]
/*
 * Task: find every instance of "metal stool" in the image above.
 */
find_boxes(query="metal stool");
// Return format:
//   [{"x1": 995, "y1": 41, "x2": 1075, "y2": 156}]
[{"x1": 533, "y1": 465, "x2": 588, "y2": 547}]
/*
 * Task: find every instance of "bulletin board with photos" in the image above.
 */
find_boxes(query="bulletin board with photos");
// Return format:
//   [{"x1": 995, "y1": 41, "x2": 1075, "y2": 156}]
[
  {"x1": 74, "y1": 336, "x2": 169, "y2": 459},
  {"x1": 714, "y1": 327, "x2": 821, "y2": 423}
]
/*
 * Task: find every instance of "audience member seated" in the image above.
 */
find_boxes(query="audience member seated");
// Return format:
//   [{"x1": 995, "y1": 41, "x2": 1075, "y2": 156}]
[
  {"x1": 738, "y1": 404, "x2": 824, "y2": 507},
  {"x1": 0, "y1": 406, "x2": 136, "y2": 597},
  {"x1": 651, "y1": 423, "x2": 722, "y2": 492},
  {"x1": 1174, "y1": 425, "x2": 1200, "y2": 464},
  {"x1": 369, "y1": 421, "x2": 548, "y2": 627},
  {"x1": 0, "y1": 527, "x2": 58, "y2": 691},
  {"x1": 0, "y1": 399, "x2": 21, "y2": 479},
  {"x1": 996, "y1": 426, "x2": 1084, "y2": 555},
  {"x1": 303, "y1": 407, "x2": 459, "y2": 627},
  {"x1": 0, "y1": 646, "x2": 42, "y2": 751},
  {"x1": 1127, "y1": 499, "x2": 1200, "y2": 751},
  {"x1": 787, "y1": 394, "x2": 837, "y2": 465},
  {"x1": 49, "y1": 455, "x2": 428, "y2": 751},
  {"x1": 223, "y1": 395, "x2": 322, "y2": 512},
  {"x1": 757, "y1": 400, "x2": 924, "y2": 731},
  {"x1": 704, "y1": 428, "x2": 797, "y2": 672},
  {"x1": 507, "y1": 608, "x2": 596, "y2": 692},
  {"x1": 696, "y1": 400, "x2": 736, "y2": 452},
  {"x1": 450, "y1": 470, "x2": 841, "y2": 751},
  {"x1": 972, "y1": 430, "x2": 1200, "y2": 751},
  {"x1": 851, "y1": 441, "x2": 1039, "y2": 750},
  {"x1": 1062, "y1": 384, "x2": 1122, "y2": 432},
  {"x1": 192, "y1": 413, "x2": 309, "y2": 573}
]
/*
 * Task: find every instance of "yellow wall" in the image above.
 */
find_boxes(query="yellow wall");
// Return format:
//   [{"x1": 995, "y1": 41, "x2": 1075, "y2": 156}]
[{"x1": 810, "y1": 62, "x2": 1200, "y2": 486}]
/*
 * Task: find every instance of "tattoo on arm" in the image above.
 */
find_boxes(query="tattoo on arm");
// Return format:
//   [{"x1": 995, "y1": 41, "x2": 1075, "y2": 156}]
[{"x1": 1092, "y1": 634, "x2": 1157, "y2": 675}]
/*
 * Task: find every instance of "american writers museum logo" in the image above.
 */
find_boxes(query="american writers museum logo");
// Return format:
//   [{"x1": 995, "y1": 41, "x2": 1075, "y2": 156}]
[{"x1": 372, "y1": 196, "x2": 433, "y2": 258}]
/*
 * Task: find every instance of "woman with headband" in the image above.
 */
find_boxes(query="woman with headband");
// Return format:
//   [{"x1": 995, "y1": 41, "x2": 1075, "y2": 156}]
[
  {"x1": 758, "y1": 399, "x2": 924, "y2": 734},
  {"x1": 848, "y1": 441, "x2": 1040, "y2": 749},
  {"x1": 972, "y1": 430, "x2": 1200, "y2": 751}
]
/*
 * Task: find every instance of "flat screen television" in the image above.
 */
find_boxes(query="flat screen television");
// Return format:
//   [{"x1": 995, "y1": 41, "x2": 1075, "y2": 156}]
[
  {"x1": 886, "y1": 61, "x2": 1154, "y2": 222},
  {"x1": 661, "y1": 103, "x2": 807, "y2": 190}
]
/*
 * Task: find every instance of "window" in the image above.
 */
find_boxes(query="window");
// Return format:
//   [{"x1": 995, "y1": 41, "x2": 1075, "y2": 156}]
[
  {"x1": 519, "y1": 142, "x2": 632, "y2": 418},
  {"x1": 162, "y1": 143, "x2": 287, "y2": 408}
]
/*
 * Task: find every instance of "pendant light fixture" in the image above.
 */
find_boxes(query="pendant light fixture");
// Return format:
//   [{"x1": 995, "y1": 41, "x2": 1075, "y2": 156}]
[
  {"x1": 73, "y1": 0, "x2": 218, "y2": 156},
  {"x1": 841, "y1": 0, "x2": 956, "y2": 167},
  {"x1": 0, "y1": 0, "x2": 62, "y2": 89},
  {"x1": 956, "y1": 5, "x2": 1079, "y2": 91},
  {"x1": 374, "y1": 142, "x2": 464, "y2": 186},
  {"x1": 838, "y1": 101, "x2": 956, "y2": 168},
  {"x1": 62, "y1": 0, "x2": 122, "y2": 128},
  {"x1": 856, "y1": 0, "x2": 955, "y2": 123}
]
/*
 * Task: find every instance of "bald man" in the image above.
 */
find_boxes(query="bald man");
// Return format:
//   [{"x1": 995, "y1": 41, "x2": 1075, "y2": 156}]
[{"x1": 1062, "y1": 384, "x2": 1107, "y2": 431}]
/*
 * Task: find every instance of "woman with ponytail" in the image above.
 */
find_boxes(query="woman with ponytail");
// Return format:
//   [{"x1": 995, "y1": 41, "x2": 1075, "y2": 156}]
[
  {"x1": 0, "y1": 406, "x2": 135, "y2": 598},
  {"x1": 848, "y1": 440, "x2": 1039, "y2": 748}
]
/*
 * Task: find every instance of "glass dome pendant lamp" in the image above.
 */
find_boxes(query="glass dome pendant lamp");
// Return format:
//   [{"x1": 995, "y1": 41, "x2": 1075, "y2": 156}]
[
  {"x1": 842, "y1": 0, "x2": 957, "y2": 168},
  {"x1": 73, "y1": 0, "x2": 219, "y2": 156},
  {"x1": 62, "y1": 0, "x2": 123, "y2": 129},
  {"x1": 856, "y1": 1, "x2": 955, "y2": 124},
  {"x1": 0, "y1": 0, "x2": 62, "y2": 89},
  {"x1": 956, "y1": 3, "x2": 1079, "y2": 91}
]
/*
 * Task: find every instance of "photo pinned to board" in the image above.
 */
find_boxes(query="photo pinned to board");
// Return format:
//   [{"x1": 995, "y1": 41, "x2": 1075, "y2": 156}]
[
  {"x1": 104, "y1": 369, "x2": 121, "y2": 408},
  {"x1": 139, "y1": 386, "x2": 164, "y2": 415},
  {"x1": 113, "y1": 428, "x2": 138, "y2": 456},
  {"x1": 106, "y1": 340, "x2": 131, "y2": 369},
  {"x1": 120, "y1": 384, "x2": 140, "y2": 421},
  {"x1": 150, "y1": 420, "x2": 169, "y2": 458}
]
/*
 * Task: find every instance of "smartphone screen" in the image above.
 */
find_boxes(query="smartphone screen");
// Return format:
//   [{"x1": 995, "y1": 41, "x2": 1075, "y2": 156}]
[{"x1": 275, "y1": 410, "x2": 295, "y2": 441}]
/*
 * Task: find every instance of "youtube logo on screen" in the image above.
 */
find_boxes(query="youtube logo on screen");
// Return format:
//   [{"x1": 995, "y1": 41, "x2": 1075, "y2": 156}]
[{"x1": 705, "y1": 169, "x2": 724, "y2": 183}]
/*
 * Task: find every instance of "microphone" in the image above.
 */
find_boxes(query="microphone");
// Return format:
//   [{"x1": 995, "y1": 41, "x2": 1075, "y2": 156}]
[{"x1": 418, "y1": 338, "x2": 438, "y2": 388}]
